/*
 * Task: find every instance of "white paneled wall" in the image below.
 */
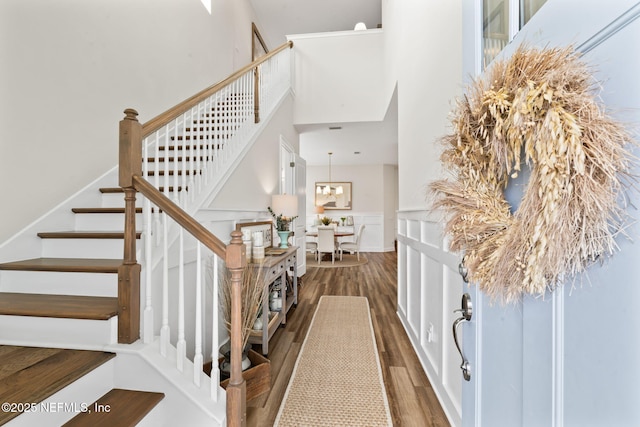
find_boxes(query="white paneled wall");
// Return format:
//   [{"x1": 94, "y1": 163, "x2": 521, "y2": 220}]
[{"x1": 397, "y1": 210, "x2": 463, "y2": 426}]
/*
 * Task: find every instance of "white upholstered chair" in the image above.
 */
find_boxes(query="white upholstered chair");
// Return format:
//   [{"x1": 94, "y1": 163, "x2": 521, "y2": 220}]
[
  {"x1": 306, "y1": 241, "x2": 318, "y2": 260},
  {"x1": 339, "y1": 224, "x2": 365, "y2": 261},
  {"x1": 316, "y1": 226, "x2": 335, "y2": 264}
]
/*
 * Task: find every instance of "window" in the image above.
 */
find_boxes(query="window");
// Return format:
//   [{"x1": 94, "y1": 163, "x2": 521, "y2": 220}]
[{"x1": 482, "y1": 0, "x2": 547, "y2": 68}]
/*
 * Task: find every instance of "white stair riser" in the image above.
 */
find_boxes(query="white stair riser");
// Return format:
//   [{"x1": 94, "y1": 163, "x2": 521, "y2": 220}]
[
  {"x1": 100, "y1": 193, "x2": 142, "y2": 208},
  {"x1": 4, "y1": 359, "x2": 115, "y2": 427},
  {"x1": 41, "y1": 238, "x2": 126, "y2": 259},
  {"x1": 74, "y1": 213, "x2": 142, "y2": 231},
  {"x1": 129, "y1": 401, "x2": 166, "y2": 427},
  {"x1": 0, "y1": 315, "x2": 117, "y2": 347},
  {"x1": 113, "y1": 351, "x2": 223, "y2": 426},
  {"x1": 0, "y1": 270, "x2": 117, "y2": 297}
]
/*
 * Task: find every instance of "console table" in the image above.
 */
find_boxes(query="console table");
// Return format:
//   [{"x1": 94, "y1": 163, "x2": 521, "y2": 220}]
[{"x1": 247, "y1": 246, "x2": 298, "y2": 356}]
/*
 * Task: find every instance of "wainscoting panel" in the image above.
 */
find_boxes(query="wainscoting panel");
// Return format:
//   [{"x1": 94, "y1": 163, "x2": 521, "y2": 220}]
[
  {"x1": 421, "y1": 253, "x2": 443, "y2": 376},
  {"x1": 406, "y1": 245, "x2": 421, "y2": 339},
  {"x1": 397, "y1": 242, "x2": 407, "y2": 317},
  {"x1": 397, "y1": 210, "x2": 463, "y2": 427}
]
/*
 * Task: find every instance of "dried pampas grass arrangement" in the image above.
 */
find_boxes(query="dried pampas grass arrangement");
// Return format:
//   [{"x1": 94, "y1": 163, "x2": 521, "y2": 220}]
[
  {"x1": 220, "y1": 262, "x2": 266, "y2": 349},
  {"x1": 430, "y1": 45, "x2": 635, "y2": 304}
]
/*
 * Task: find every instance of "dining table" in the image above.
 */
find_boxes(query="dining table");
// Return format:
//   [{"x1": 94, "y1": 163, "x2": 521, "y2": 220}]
[
  {"x1": 306, "y1": 230, "x2": 354, "y2": 261},
  {"x1": 305, "y1": 231, "x2": 354, "y2": 239}
]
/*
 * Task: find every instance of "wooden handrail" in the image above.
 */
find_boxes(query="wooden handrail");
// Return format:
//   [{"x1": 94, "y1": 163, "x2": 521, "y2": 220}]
[
  {"x1": 120, "y1": 108, "x2": 247, "y2": 425},
  {"x1": 132, "y1": 176, "x2": 227, "y2": 259},
  {"x1": 141, "y1": 40, "x2": 293, "y2": 136},
  {"x1": 118, "y1": 36, "x2": 288, "y2": 421}
]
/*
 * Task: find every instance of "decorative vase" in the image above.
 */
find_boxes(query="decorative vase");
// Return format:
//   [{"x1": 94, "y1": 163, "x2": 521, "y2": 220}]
[
  {"x1": 219, "y1": 342, "x2": 252, "y2": 377},
  {"x1": 277, "y1": 230, "x2": 291, "y2": 248}
]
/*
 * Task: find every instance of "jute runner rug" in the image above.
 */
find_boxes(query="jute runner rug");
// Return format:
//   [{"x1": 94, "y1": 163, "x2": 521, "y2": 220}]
[{"x1": 274, "y1": 296, "x2": 392, "y2": 426}]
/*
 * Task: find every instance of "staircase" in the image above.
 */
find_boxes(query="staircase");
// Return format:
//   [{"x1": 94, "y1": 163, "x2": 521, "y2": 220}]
[
  {"x1": 0, "y1": 90, "x2": 255, "y2": 425},
  {"x1": 0, "y1": 346, "x2": 164, "y2": 426},
  {"x1": 0, "y1": 117, "x2": 217, "y2": 426},
  {"x1": 0, "y1": 41, "x2": 293, "y2": 426},
  {"x1": 0, "y1": 179, "x2": 184, "y2": 426}
]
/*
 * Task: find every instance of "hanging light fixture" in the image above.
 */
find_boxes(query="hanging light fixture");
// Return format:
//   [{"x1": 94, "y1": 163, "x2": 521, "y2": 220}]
[{"x1": 319, "y1": 152, "x2": 343, "y2": 197}]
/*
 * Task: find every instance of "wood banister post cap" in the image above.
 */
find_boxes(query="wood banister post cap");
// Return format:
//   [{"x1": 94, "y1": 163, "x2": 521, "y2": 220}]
[
  {"x1": 123, "y1": 108, "x2": 139, "y2": 121},
  {"x1": 226, "y1": 230, "x2": 246, "y2": 269},
  {"x1": 230, "y1": 230, "x2": 243, "y2": 244}
]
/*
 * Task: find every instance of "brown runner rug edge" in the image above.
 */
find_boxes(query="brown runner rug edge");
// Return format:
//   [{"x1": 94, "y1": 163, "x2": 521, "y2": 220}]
[
  {"x1": 305, "y1": 253, "x2": 368, "y2": 268},
  {"x1": 274, "y1": 296, "x2": 392, "y2": 426}
]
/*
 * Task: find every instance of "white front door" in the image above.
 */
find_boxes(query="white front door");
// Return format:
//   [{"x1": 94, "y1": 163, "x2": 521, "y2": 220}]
[{"x1": 461, "y1": 2, "x2": 640, "y2": 426}]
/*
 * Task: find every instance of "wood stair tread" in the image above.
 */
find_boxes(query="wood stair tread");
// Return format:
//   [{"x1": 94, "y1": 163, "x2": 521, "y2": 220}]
[
  {"x1": 0, "y1": 346, "x2": 116, "y2": 425},
  {"x1": 37, "y1": 231, "x2": 141, "y2": 239},
  {"x1": 71, "y1": 207, "x2": 142, "y2": 214},
  {"x1": 100, "y1": 186, "x2": 183, "y2": 193},
  {"x1": 158, "y1": 144, "x2": 218, "y2": 151},
  {"x1": 146, "y1": 156, "x2": 207, "y2": 162},
  {"x1": 146, "y1": 170, "x2": 200, "y2": 177},
  {"x1": 0, "y1": 293, "x2": 118, "y2": 320},
  {"x1": 62, "y1": 388, "x2": 164, "y2": 427},
  {"x1": 99, "y1": 187, "x2": 124, "y2": 194},
  {"x1": 0, "y1": 257, "x2": 121, "y2": 273}
]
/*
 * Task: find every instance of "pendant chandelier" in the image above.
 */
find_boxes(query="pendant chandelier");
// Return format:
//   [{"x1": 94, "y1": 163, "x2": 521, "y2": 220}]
[{"x1": 317, "y1": 152, "x2": 343, "y2": 196}]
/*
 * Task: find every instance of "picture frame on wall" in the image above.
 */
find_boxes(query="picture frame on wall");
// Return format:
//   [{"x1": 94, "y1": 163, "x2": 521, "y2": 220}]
[
  {"x1": 235, "y1": 221, "x2": 273, "y2": 248},
  {"x1": 314, "y1": 182, "x2": 352, "y2": 210}
]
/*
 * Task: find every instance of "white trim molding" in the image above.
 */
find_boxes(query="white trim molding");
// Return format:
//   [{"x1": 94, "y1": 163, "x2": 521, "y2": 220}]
[{"x1": 396, "y1": 209, "x2": 462, "y2": 426}]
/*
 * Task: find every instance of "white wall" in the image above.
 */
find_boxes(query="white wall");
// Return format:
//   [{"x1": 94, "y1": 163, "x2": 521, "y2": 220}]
[
  {"x1": 391, "y1": 2, "x2": 464, "y2": 210},
  {"x1": 0, "y1": 0, "x2": 259, "y2": 243},
  {"x1": 209, "y1": 95, "x2": 299, "y2": 211},
  {"x1": 386, "y1": 0, "x2": 465, "y2": 425},
  {"x1": 289, "y1": 30, "x2": 387, "y2": 124}
]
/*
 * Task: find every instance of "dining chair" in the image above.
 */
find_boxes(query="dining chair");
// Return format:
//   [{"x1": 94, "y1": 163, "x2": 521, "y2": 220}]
[
  {"x1": 339, "y1": 224, "x2": 365, "y2": 261},
  {"x1": 317, "y1": 226, "x2": 335, "y2": 264},
  {"x1": 306, "y1": 241, "x2": 318, "y2": 260}
]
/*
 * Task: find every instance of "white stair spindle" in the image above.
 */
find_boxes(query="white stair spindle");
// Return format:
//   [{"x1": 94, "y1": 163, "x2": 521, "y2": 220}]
[
  {"x1": 193, "y1": 242, "x2": 203, "y2": 387},
  {"x1": 172, "y1": 119, "x2": 180, "y2": 204},
  {"x1": 211, "y1": 254, "x2": 220, "y2": 401},
  {"x1": 177, "y1": 228, "x2": 186, "y2": 372},
  {"x1": 160, "y1": 212, "x2": 170, "y2": 357},
  {"x1": 143, "y1": 196, "x2": 154, "y2": 344},
  {"x1": 179, "y1": 115, "x2": 187, "y2": 209},
  {"x1": 201, "y1": 100, "x2": 210, "y2": 186},
  {"x1": 188, "y1": 108, "x2": 196, "y2": 202},
  {"x1": 194, "y1": 106, "x2": 202, "y2": 194},
  {"x1": 142, "y1": 137, "x2": 154, "y2": 344}
]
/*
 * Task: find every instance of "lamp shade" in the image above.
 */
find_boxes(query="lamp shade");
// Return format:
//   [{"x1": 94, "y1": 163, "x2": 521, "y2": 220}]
[
  {"x1": 271, "y1": 194, "x2": 298, "y2": 218},
  {"x1": 314, "y1": 206, "x2": 325, "y2": 214}
]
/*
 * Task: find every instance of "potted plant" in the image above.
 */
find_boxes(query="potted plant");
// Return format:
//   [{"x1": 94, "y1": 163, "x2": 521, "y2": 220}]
[
  {"x1": 320, "y1": 216, "x2": 332, "y2": 226},
  {"x1": 268, "y1": 206, "x2": 298, "y2": 248}
]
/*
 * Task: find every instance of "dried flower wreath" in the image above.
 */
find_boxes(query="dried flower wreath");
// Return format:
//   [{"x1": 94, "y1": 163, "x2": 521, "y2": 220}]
[{"x1": 431, "y1": 45, "x2": 635, "y2": 304}]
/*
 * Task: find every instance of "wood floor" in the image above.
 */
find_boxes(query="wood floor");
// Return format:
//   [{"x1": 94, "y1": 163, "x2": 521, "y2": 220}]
[{"x1": 247, "y1": 251, "x2": 450, "y2": 427}]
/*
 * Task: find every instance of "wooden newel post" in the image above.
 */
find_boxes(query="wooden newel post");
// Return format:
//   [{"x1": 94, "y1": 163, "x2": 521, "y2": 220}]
[
  {"x1": 254, "y1": 68, "x2": 260, "y2": 124},
  {"x1": 226, "y1": 230, "x2": 247, "y2": 427},
  {"x1": 118, "y1": 108, "x2": 142, "y2": 344}
]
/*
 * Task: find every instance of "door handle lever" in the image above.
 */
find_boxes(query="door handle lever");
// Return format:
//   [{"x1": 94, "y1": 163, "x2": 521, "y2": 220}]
[{"x1": 452, "y1": 293, "x2": 472, "y2": 381}]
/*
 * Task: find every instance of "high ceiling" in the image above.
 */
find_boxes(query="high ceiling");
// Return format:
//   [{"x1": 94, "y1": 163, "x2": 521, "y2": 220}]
[
  {"x1": 249, "y1": 0, "x2": 382, "y2": 48},
  {"x1": 249, "y1": 0, "x2": 397, "y2": 167}
]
